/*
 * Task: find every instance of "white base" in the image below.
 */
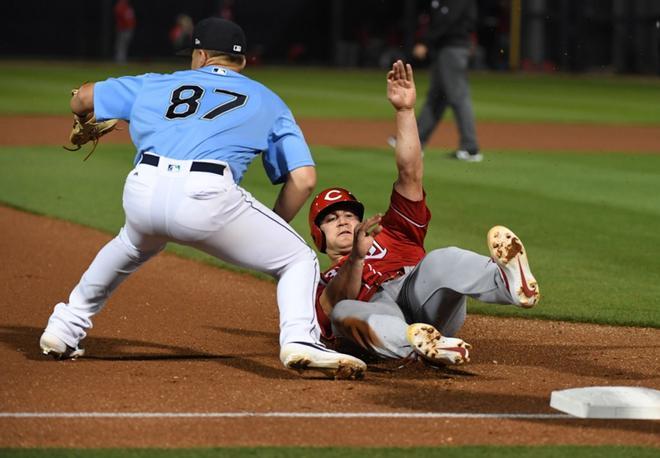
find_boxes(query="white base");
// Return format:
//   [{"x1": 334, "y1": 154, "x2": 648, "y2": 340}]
[{"x1": 550, "y1": 386, "x2": 660, "y2": 419}]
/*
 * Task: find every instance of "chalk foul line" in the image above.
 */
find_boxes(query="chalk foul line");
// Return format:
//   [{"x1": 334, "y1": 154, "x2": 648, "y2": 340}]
[{"x1": 0, "y1": 412, "x2": 570, "y2": 419}]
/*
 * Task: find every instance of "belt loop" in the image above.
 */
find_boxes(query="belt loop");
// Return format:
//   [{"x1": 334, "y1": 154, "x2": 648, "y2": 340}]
[{"x1": 140, "y1": 153, "x2": 159, "y2": 167}]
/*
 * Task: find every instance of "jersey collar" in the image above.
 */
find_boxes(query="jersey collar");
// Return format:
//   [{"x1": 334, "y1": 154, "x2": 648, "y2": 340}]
[{"x1": 197, "y1": 65, "x2": 245, "y2": 78}]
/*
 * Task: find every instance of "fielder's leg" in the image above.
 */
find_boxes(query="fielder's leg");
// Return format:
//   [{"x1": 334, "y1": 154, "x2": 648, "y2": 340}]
[
  {"x1": 41, "y1": 166, "x2": 167, "y2": 359},
  {"x1": 41, "y1": 223, "x2": 165, "y2": 358},
  {"x1": 182, "y1": 185, "x2": 322, "y2": 346},
  {"x1": 181, "y1": 184, "x2": 366, "y2": 378}
]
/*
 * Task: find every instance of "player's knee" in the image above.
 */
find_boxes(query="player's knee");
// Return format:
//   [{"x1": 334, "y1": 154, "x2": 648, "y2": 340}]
[
  {"x1": 421, "y1": 247, "x2": 468, "y2": 276},
  {"x1": 117, "y1": 228, "x2": 158, "y2": 263},
  {"x1": 330, "y1": 299, "x2": 355, "y2": 323},
  {"x1": 272, "y1": 247, "x2": 318, "y2": 280},
  {"x1": 289, "y1": 246, "x2": 318, "y2": 268},
  {"x1": 427, "y1": 246, "x2": 465, "y2": 263}
]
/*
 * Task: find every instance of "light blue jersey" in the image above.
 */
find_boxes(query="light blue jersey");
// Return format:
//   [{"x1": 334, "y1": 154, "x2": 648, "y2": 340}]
[{"x1": 94, "y1": 66, "x2": 313, "y2": 184}]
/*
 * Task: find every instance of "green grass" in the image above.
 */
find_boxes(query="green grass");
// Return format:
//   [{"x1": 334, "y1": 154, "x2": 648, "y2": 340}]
[
  {"x1": 1, "y1": 60, "x2": 659, "y2": 124},
  {"x1": 1, "y1": 145, "x2": 659, "y2": 328},
  {"x1": 0, "y1": 447, "x2": 657, "y2": 458}
]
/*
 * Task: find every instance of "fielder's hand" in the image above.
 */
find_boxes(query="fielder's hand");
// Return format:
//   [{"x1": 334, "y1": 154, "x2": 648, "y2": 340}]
[{"x1": 63, "y1": 88, "x2": 118, "y2": 160}]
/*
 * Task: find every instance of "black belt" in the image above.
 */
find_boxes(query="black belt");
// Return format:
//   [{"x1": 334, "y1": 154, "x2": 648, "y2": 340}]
[{"x1": 139, "y1": 153, "x2": 225, "y2": 175}]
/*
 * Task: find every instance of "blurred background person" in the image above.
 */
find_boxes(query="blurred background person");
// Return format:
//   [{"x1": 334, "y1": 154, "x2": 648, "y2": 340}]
[
  {"x1": 169, "y1": 14, "x2": 194, "y2": 53},
  {"x1": 218, "y1": 0, "x2": 235, "y2": 21},
  {"x1": 113, "y1": 0, "x2": 136, "y2": 63},
  {"x1": 412, "y1": 0, "x2": 482, "y2": 162}
]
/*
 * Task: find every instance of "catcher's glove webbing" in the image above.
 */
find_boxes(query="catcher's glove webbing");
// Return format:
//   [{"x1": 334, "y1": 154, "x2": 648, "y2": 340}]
[{"x1": 63, "y1": 88, "x2": 119, "y2": 161}]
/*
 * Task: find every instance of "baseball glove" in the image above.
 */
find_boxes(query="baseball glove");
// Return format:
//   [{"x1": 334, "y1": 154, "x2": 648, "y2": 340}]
[{"x1": 63, "y1": 89, "x2": 119, "y2": 160}]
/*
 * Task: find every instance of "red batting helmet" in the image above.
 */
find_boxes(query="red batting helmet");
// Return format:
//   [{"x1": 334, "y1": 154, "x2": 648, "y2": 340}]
[{"x1": 308, "y1": 187, "x2": 364, "y2": 253}]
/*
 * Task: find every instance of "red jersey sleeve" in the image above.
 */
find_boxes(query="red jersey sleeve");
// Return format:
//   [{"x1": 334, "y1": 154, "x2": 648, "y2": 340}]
[{"x1": 380, "y1": 187, "x2": 431, "y2": 247}]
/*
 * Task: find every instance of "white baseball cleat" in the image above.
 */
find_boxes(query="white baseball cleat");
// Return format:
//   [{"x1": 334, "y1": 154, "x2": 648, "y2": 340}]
[
  {"x1": 406, "y1": 323, "x2": 471, "y2": 366},
  {"x1": 280, "y1": 342, "x2": 366, "y2": 380},
  {"x1": 39, "y1": 331, "x2": 85, "y2": 360},
  {"x1": 454, "y1": 150, "x2": 483, "y2": 162},
  {"x1": 487, "y1": 225, "x2": 540, "y2": 308}
]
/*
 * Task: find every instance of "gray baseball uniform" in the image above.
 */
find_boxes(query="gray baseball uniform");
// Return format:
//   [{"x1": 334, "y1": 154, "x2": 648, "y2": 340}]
[
  {"x1": 317, "y1": 188, "x2": 515, "y2": 359},
  {"x1": 331, "y1": 246, "x2": 513, "y2": 359}
]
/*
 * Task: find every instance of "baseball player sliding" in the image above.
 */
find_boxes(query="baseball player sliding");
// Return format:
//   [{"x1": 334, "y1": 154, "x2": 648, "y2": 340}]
[
  {"x1": 309, "y1": 61, "x2": 540, "y2": 365},
  {"x1": 40, "y1": 17, "x2": 366, "y2": 379}
]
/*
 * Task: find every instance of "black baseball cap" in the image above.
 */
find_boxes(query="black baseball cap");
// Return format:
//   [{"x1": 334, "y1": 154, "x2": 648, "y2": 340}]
[{"x1": 176, "y1": 17, "x2": 246, "y2": 56}]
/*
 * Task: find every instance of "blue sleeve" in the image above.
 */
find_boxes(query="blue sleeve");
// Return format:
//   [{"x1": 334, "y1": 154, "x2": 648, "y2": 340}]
[
  {"x1": 94, "y1": 75, "x2": 144, "y2": 121},
  {"x1": 262, "y1": 110, "x2": 315, "y2": 184}
]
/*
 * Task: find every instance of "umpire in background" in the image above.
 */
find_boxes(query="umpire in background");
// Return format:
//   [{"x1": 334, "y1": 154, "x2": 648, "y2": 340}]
[{"x1": 413, "y1": 0, "x2": 482, "y2": 162}]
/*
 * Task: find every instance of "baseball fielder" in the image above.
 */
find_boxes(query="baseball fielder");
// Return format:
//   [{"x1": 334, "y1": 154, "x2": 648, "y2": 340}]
[
  {"x1": 308, "y1": 61, "x2": 540, "y2": 365},
  {"x1": 40, "y1": 17, "x2": 366, "y2": 379}
]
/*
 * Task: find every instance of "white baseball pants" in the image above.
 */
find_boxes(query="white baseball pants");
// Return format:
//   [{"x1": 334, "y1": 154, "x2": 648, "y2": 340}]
[{"x1": 45, "y1": 154, "x2": 321, "y2": 349}]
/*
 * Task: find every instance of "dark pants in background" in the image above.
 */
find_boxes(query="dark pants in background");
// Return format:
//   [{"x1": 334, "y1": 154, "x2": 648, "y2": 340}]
[{"x1": 417, "y1": 46, "x2": 479, "y2": 153}]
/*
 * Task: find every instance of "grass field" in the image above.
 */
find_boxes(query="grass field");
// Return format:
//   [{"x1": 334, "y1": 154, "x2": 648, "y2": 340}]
[
  {"x1": 1, "y1": 144, "x2": 658, "y2": 328},
  {"x1": 0, "y1": 61, "x2": 658, "y2": 455},
  {"x1": 1, "y1": 60, "x2": 659, "y2": 123},
  {"x1": 0, "y1": 63, "x2": 658, "y2": 326}
]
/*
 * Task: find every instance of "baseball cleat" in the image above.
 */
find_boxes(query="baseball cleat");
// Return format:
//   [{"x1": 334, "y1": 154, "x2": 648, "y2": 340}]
[
  {"x1": 487, "y1": 225, "x2": 540, "y2": 308},
  {"x1": 280, "y1": 341, "x2": 366, "y2": 380},
  {"x1": 39, "y1": 331, "x2": 85, "y2": 360},
  {"x1": 454, "y1": 150, "x2": 483, "y2": 162},
  {"x1": 406, "y1": 323, "x2": 470, "y2": 366}
]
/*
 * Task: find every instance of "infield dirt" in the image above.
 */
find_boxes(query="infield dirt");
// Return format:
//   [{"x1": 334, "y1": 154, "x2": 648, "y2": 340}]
[
  {"x1": 0, "y1": 117, "x2": 658, "y2": 447},
  {"x1": 0, "y1": 115, "x2": 659, "y2": 153}
]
